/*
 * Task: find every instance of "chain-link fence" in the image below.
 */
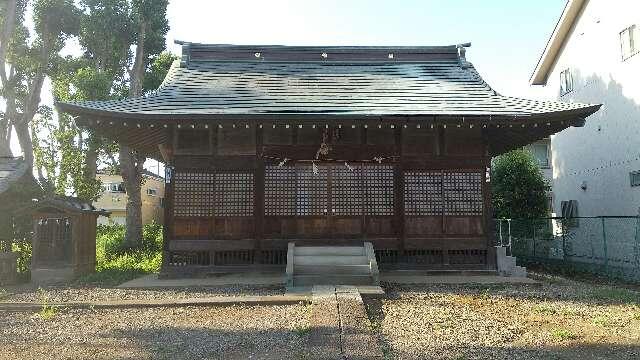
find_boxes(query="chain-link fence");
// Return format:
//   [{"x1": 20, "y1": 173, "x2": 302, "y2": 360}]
[{"x1": 495, "y1": 217, "x2": 640, "y2": 283}]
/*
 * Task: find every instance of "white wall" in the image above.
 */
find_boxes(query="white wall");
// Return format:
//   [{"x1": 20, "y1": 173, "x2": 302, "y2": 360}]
[{"x1": 535, "y1": 0, "x2": 640, "y2": 216}]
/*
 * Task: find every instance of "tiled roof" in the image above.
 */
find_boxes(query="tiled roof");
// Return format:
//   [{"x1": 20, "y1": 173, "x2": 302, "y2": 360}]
[
  {"x1": 35, "y1": 196, "x2": 110, "y2": 215},
  {"x1": 57, "y1": 43, "x2": 600, "y2": 119},
  {"x1": 0, "y1": 157, "x2": 29, "y2": 195}
]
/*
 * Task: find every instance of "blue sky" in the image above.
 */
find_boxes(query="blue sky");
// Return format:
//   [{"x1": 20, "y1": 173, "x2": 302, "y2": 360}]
[{"x1": 165, "y1": 0, "x2": 566, "y2": 97}]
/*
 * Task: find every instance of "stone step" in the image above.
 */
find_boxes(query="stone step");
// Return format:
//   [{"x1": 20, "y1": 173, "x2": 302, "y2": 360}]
[
  {"x1": 382, "y1": 269, "x2": 498, "y2": 276},
  {"x1": 294, "y1": 274, "x2": 373, "y2": 286},
  {"x1": 295, "y1": 264, "x2": 372, "y2": 275},
  {"x1": 295, "y1": 246, "x2": 365, "y2": 256},
  {"x1": 294, "y1": 255, "x2": 369, "y2": 266},
  {"x1": 512, "y1": 266, "x2": 528, "y2": 278}
]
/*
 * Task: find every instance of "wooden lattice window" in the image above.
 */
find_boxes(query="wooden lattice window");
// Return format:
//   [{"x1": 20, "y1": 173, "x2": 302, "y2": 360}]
[
  {"x1": 296, "y1": 164, "x2": 327, "y2": 215},
  {"x1": 36, "y1": 217, "x2": 72, "y2": 265},
  {"x1": 363, "y1": 165, "x2": 394, "y2": 215},
  {"x1": 332, "y1": 165, "x2": 363, "y2": 216},
  {"x1": 443, "y1": 172, "x2": 483, "y2": 216},
  {"x1": 404, "y1": 171, "x2": 443, "y2": 216},
  {"x1": 214, "y1": 172, "x2": 254, "y2": 216},
  {"x1": 173, "y1": 172, "x2": 215, "y2": 217},
  {"x1": 174, "y1": 171, "x2": 253, "y2": 217},
  {"x1": 265, "y1": 165, "x2": 296, "y2": 216}
]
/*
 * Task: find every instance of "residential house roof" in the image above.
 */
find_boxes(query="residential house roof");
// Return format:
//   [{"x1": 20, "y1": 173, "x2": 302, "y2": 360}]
[{"x1": 530, "y1": 0, "x2": 587, "y2": 85}]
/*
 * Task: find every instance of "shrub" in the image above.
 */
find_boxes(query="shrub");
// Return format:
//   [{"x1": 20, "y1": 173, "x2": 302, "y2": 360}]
[
  {"x1": 492, "y1": 149, "x2": 549, "y2": 219},
  {"x1": 85, "y1": 222, "x2": 163, "y2": 285},
  {"x1": 141, "y1": 222, "x2": 163, "y2": 253},
  {"x1": 96, "y1": 224, "x2": 126, "y2": 260},
  {"x1": 96, "y1": 222, "x2": 163, "y2": 259}
]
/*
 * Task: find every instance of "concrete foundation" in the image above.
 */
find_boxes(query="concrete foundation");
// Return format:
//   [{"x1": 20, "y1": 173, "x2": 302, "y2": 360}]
[{"x1": 31, "y1": 267, "x2": 75, "y2": 285}]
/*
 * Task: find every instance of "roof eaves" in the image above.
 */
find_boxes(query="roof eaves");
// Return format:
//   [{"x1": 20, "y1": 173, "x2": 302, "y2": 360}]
[
  {"x1": 0, "y1": 157, "x2": 30, "y2": 194},
  {"x1": 530, "y1": 0, "x2": 587, "y2": 85}
]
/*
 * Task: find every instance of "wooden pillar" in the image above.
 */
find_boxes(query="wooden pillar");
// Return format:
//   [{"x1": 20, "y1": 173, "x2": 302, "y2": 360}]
[
  {"x1": 482, "y1": 129, "x2": 496, "y2": 269},
  {"x1": 438, "y1": 125, "x2": 450, "y2": 266},
  {"x1": 71, "y1": 214, "x2": 81, "y2": 274},
  {"x1": 159, "y1": 133, "x2": 175, "y2": 269},
  {"x1": 394, "y1": 126, "x2": 405, "y2": 252},
  {"x1": 31, "y1": 215, "x2": 40, "y2": 269},
  {"x1": 254, "y1": 125, "x2": 265, "y2": 263}
]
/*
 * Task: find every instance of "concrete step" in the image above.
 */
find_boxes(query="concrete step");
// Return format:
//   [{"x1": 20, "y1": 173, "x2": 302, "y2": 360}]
[
  {"x1": 512, "y1": 266, "x2": 527, "y2": 278},
  {"x1": 293, "y1": 274, "x2": 373, "y2": 286},
  {"x1": 294, "y1": 255, "x2": 369, "y2": 266},
  {"x1": 503, "y1": 256, "x2": 516, "y2": 269},
  {"x1": 382, "y1": 269, "x2": 498, "y2": 276},
  {"x1": 295, "y1": 264, "x2": 371, "y2": 275},
  {"x1": 294, "y1": 246, "x2": 365, "y2": 256}
]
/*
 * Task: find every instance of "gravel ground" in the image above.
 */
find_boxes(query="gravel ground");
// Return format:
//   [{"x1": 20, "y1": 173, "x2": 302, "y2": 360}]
[
  {"x1": 2, "y1": 274, "x2": 639, "y2": 359},
  {"x1": 0, "y1": 304, "x2": 311, "y2": 360},
  {"x1": 367, "y1": 275, "x2": 640, "y2": 360},
  {"x1": 1, "y1": 285, "x2": 284, "y2": 303}
]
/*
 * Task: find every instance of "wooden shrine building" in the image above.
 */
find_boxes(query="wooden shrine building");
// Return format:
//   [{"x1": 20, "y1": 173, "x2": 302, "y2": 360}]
[{"x1": 57, "y1": 43, "x2": 600, "y2": 276}]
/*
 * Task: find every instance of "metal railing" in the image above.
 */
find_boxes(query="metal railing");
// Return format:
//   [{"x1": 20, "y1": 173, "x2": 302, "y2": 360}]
[{"x1": 495, "y1": 216, "x2": 640, "y2": 283}]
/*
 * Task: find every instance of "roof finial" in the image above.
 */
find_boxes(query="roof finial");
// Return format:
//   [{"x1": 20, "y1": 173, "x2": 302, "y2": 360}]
[{"x1": 457, "y1": 43, "x2": 471, "y2": 69}]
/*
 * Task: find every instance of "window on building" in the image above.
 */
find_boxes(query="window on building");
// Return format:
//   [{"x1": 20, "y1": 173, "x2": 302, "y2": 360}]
[
  {"x1": 559, "y1": 68, "x2": 573, "y2": 95},
  {"x1": 560, "y1": 200, "x2": 579, "y2": 228},
  {"x1": 620, "y1": 25, "x2": 639, "y2": 61},
  {"x1": 531, "y1": 143, "x2": 550, "y2": 168},
  {"x1": 630, "y1": 170, "x2": 640, "y2": 187},
  {"x1": 146, "y1": 188, "x2": 158, "y2": 196},
  {"x1": 105, "y1": 182, "x2": 125, "y2": 193}
]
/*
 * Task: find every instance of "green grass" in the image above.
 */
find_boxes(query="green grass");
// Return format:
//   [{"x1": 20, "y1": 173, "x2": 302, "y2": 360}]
[
  {"x1": 36, "y1": 288, "x2": 58, "y2": 320},
  {"x1": 589, "y1": 287, "x2": 640, "y2": 304},
  {"x1": 77, "y1": 250, "x2": 161, "y2": 286},
  {"x1": 293, "y1": 325, "x2": 311, "y2": 337},
  {"x1": 533, "y1": 304, "x2": 558, "y2": 315},
  {"x1": 39, "y1": 304, "x2": 57, "y2": 320},
  {"x1": 75, "y1": 223, "x2": 163, "y2": 286},
  {"x1": 550, "y1": 328, "x2": 578, "y2": 341}
]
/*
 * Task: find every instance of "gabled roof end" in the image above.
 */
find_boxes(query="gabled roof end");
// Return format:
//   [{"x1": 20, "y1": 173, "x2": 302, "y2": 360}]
[{"x1": 530, "y1": 0, "x2": 587, "y2": 85}]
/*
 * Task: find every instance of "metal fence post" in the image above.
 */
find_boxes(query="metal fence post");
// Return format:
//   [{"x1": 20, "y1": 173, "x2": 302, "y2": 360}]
[
  {"x1": 561, "y1": 219, "x2": 567, "y2": 260},
  {"x1": 508, "y1": 219, "x2": 512, "y2": 256},
  {"x1": 601, "y1": 217, "x2": 608, "y2": 274},
  {"x1": 634, "y1": 216, "x2": 640, "y2": 275},
  {"x1": 498, "y1": 219, "x2": 503, "y2": 247},
  {"x1": 532, "y1": 220, "x2": 536, "y2": 258}
]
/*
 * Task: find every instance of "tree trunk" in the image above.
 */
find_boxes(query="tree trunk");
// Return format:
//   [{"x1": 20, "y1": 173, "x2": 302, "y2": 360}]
[
  {"x1": 14, "y1": 121, "x2": 33, "y2": 166},
  {"x1": 120, "y1": 145, "x2": 144, "y2": 249},
  {"x1": 0, "y1": 120, "x2": 12, "y2": 157},
  {"x1": 84, "y1": 133, "x2": 99, "y2": 178},
  {"x1": 0, "y1": 0, "x2": 17, "y2": 157},
  {"x1": 119, "y1": 19, "x2": 147, "y2": 248}
]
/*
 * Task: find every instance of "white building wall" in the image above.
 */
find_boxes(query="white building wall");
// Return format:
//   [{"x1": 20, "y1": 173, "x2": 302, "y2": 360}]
[{"x1": 536, "y1": 0, "x2": 640, "y2": 216}]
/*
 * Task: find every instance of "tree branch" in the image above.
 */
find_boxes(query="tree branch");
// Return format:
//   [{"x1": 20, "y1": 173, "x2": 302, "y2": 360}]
[{"x1": 0, "y1": 0, "x2": 17, "y2": 86}]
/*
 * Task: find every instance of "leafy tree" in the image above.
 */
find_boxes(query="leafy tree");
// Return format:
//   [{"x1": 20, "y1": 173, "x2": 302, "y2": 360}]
[
  {"x1": 0, "y1": 0, "x2": 80, "y2": 165},
  {"x1": 118, "y1": 0, "x2": 169, "y2": 249},
  {"x1": 492, "y1": 149, "x2": 549, "y2": 219}
]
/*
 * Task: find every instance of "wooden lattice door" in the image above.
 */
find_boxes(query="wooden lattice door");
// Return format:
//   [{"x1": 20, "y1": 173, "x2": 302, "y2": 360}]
[{"x1": 264, "y1": 163, "x2": 395, "y2": 240}]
